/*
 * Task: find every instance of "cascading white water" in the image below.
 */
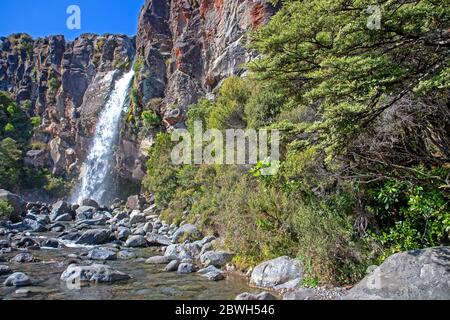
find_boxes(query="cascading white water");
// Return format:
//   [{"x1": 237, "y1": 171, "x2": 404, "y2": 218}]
[{"x1": 72, "y1": 69, "x2": 135, "y2": 205}]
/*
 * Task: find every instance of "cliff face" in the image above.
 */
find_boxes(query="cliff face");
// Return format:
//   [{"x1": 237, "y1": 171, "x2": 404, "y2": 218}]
[
  {"x1": 0, "y1": 33, "x2": 135, "y2": 178},
  {"x1": 0, "y1": 0, "x2": 275, "y2": 192},
  {"x1": 135, "y1": 0, "x2": 276, "y2": 127}
]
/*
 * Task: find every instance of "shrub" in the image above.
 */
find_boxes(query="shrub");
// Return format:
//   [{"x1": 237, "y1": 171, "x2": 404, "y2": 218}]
[
  {"x1": 207, "y1": 77, "x2": 250, "y2": 129},
  {"x1": 143, "y1": 133, "x2": 178, "y2": 207},
  {"x1": 47, "y1": 77, "x2": 60, "y2": 90},
  {"x1": 142, "y1": 111, "x2": 160, "y2": 128},
  {"x1": 133, "y1": 58, "x2": 144, "y2": 74},
  {"x1": 30, "y1": 116, "x2": 41, "y2": 128},
  {"x1": 0, "y1": 138, "x2": 22, "y2": 191},
  {"x1": 370, "y1": 178, "x2": 450, "y2": 262},
  {"x1": 43, "y1": 174, "x2": 73, "y2": 198},
  {"x1": 0, "y1": 200, "x2": 13, "y2": 221}
]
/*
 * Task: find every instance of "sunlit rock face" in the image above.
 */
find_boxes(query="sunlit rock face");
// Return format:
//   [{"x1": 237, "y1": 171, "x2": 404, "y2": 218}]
[
  {"x1": 0, "y1": 1, "x2": 277, "y2": 192},
  {"x1": 135, "y1": 0, "x2": 278, "y2": 127},
  {"x1": 0, "y1": 33, "x2": 135, "y2": 180}
]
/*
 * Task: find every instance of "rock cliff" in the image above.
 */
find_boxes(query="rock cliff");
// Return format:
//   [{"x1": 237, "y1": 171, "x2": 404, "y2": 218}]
[
  {"x1": 135, "y1": 0, "x2": 276, "y2": 127},
  {"x1": 0, "y1": 0, "x2": 276, "y2": 196}
]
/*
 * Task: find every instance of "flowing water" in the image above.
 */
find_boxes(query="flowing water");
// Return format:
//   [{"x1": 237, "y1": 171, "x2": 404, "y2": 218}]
[
  {"x1": 1, "y1": 69, "x2": 259, "y2": 300},
  {"x1": 72, "y1": 69, "x2": 135, "y2": 206},
  {"x1": 0, "y1": 239, "x2": 256, "y2": 300}
]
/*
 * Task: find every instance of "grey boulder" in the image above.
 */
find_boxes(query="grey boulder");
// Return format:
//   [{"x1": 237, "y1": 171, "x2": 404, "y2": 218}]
[
  {"x1": 164, "y1": 260, "x2": 181, "y2": 272},
  {"x1": 125, "y1": 235, "x2": 147, "y2": 248},
  {"x1": 200, "y1": 250, "x2": 234, "y2": 268},
  {"x1": 146, "y1": 233, "x2": 172, "y2": 246},
  {"x1": 0, "y1": 189, "x2": 26, "y2": 222},
  {"x1": 4, "y1": 272, "x2": 32, "y2": 287},
  {"x1": 75, "y1": 229, "x2": 110, "y2": 245},
  {"x1": 236, "y1": 292, "x2": 278, "y2": 300},
  {"x1": 87, "y1": 248, "x2": 117, "y2": 261},
  {"x1": 50, "y1": 201, "x2": 71, "y2": 221},
  {"x1": 177, "y1": 263, "x2": 196, "y2": 274},
  {"x1": 343, "y1": 247, "x2": 450, "y2": 300},
  {"x1": 172, "y1": 223, "x2": 202, "y2": 243},
  {"x1": 61, "y1": 264, "x2": 131, "y2": 283},
  {"x1": 0, "y1": 264, "x2": 12, "y2": 275},
  {"x1": 250, "y1": 256, "x2": 303, "y2": 290},
  {"x1": 145, "y1": 255, "x2": 172, "y2": 265}
]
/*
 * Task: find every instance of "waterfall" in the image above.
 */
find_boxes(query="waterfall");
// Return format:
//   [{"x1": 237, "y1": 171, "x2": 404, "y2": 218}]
[{"x1": 72, "y1": 69, "x2": 135, "y2": 205}]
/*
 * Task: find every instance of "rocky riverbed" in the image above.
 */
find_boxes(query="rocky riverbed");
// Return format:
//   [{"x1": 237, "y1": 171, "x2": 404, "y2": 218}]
[
  {"x1": 1, "y1": 190, "x2": 449, "y2": 300},
  {"x1": 0, "y1": 194, "x2": 261, "y2": 300}
]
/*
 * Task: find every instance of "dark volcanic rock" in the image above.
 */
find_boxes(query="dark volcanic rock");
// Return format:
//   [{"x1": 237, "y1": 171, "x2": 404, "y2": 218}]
[
  {"x1": 75, "y1": 229, "x2": 111, "y2": 245},
  {"x1": 0, "y1": 189, "x2": 26, "y2": 222}
]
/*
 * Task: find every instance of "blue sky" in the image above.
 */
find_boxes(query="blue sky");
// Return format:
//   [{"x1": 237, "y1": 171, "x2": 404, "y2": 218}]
[{"x1": 0, "y1": 0, "x2": 145, "y2": 40}]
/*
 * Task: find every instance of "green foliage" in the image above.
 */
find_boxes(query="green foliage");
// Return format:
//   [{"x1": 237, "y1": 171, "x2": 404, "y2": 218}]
[
  {"x1": 0, "y1": 138, "x2": 22, "y2": 190},
  {"x1": 0, "y1": 200, "x2": 13, "y2": 221},
  {"x1": 250, "y1": 0, "x2": 449, "y2": 161},
  {"x1": 370, "y1": 178, "x2": 450, "y2": 262},
  {"x1": 43, "y1": 174, "x2": 73, "y2": 198},
  {"x1": 0, "y1": 92, "x2": 32, "y2": 144},
  {"x1": 133, "y1": 58, "x2": 144, "y2": 74},
  {"x1": 143, "y1": 133, "x2": 178, "y2": 207},
  {"x1": 186, "y1": 98, "x2": 213, "y2": 131},
  {"x1": 140, "y1": 0, "x2": 449, "y2": 286},
  {"x1": 142, "y1": 110, "x2": 160, "y2": 128},
  {"x1": 47, "y1": 77, "x2": 60, "y2": 90},
  {"x1": 30, "y1": 116, "x2": 41, "y2": 128},
  {"x1": 207, "y1": 77, "x2": 250, "y2": 129}
]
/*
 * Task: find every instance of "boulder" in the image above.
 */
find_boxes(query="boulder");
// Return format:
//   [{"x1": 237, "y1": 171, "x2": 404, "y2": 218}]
[
  {"x1": 75, "y1": 229, "x2": 110, "y2": 245},
  {"x1": 164, "y1": 243, "x2": 200, "y2": 261},
  {"x1": 118, "y1": 250, "x2": 136, "y2": 260},
  {"x1": 75, "y1": 206, "x2": 96, "y2": 220},
  {"x1": 0, "y1": 189, "x2": 26, "y2": 222},
  {"x1": 145, "y1": 255, "x2": 172, "y2": 265},
  {"x1": 24, "y1": 149, "x2": 51, "y2": 168},
  {"x1": 146, "y1": 233, "x2": 172, "y2": 246},
  {"x1": 4, "y1": 272, "x2": 32, "y2": 287},
  {"x1": 50, "y1": 201, "x2": 71, "y2": 221},
  {"x1": 81, "y1": 199, "x2": 100, "y2": 209},
  {"x1": 129, "y1": 211, "x2": 146, "y2": 225},
  {"x1": 126, "y1": 195, "x2": 145, "y2": 211},
  {"x1": 22, "y1": 218, "x2": 47, "y2": 232},
  {"x1": 236, "y1": 292, "x2": 278, "y2": 301},
  {"x1": 177, "y1": 263, "x2": 196, "y2": 274},
  {"x1": 41, "y1": 238, "x2": 62, "y2": 248},
  {"x1": 200, "y1": 250, "x2": 234, "y2": 268},
  {"x1": 250, "y1": 256, "x2": 304, "y2": 290},
  {"x1": 198, "y1": 265, "x2": 225, "y2": 281},
  {"x1": 61, "y1": 264, "x2": 131, "y2": 283},
  {"x1": 0, "y1": 264, "x2": 11, "y2": 275},
  {"x1": 343, "y1": 247, "x2": 450, "y2": 300},
  {"x1": 10, "y1": 253, "x2": 35, "y2": 263},
  {"x1": 125, "y1": 235, "x2": 147, "y2": 248},
  {"x1": 117, "y1": 227, "x2": 131, "y2": 241},
  {"x1": 87, "y1": 248, "x2": 117, "y2": 261},
  {"x1": 172, "y1": 223, "x2": 202, "y2": 243},
  {"x1": 164, "y1": 260, "x2": 180, "y2": 272}
]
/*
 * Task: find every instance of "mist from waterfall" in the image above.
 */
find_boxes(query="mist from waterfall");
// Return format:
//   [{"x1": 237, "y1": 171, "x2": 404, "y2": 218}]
[{"x1": 72, "y1": 69, "x2": 135, "y2": 205}]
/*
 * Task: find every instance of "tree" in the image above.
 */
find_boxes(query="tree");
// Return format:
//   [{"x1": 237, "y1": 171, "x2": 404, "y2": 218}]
[
  {"x1": 0, "y1": 138, "x2": 22, "y2": 190},
  {"x1": 250, "y1": 0, "x2": 449, "y2": 169}
]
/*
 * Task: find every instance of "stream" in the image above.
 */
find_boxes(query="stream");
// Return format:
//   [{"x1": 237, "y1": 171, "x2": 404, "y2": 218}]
[{"x1": 0, "y1": 231, "x2": 256, "y2": 300}]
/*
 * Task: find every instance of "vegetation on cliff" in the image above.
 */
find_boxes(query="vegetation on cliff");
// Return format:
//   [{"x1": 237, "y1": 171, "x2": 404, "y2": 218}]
[{"x1": 143, "y1": 0, "x2": 449, "y2": 284}]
